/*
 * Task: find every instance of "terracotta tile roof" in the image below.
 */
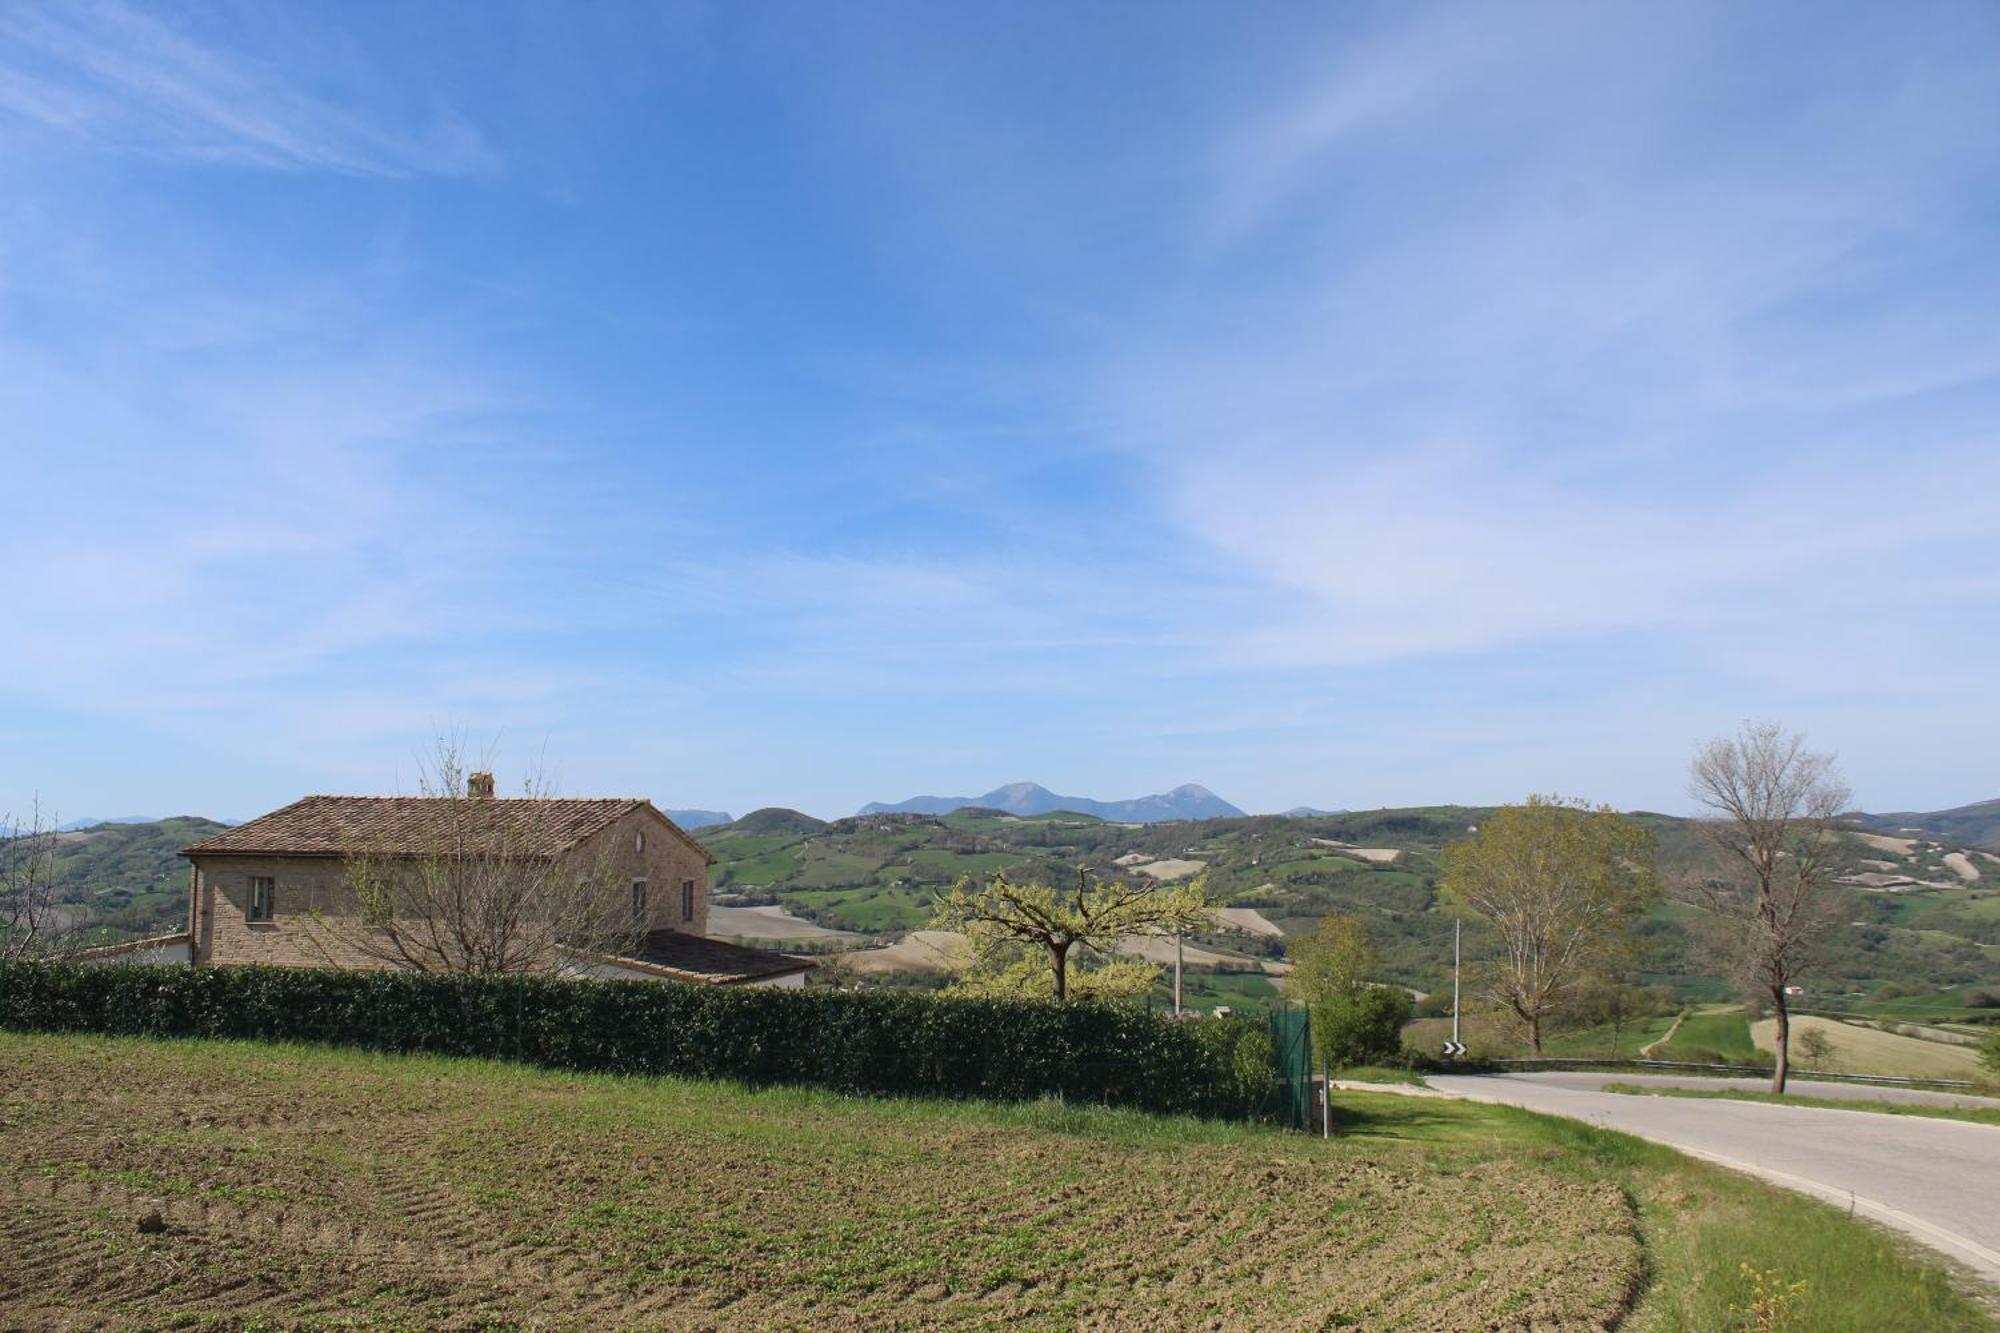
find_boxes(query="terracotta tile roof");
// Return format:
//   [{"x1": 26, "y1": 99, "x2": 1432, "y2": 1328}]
[
  {"x1": 182, "y1": 794, "x2": 666, "y2": 860},
  {"x1": 611, "y1": 929, "x2": 815, "y2": 985}
]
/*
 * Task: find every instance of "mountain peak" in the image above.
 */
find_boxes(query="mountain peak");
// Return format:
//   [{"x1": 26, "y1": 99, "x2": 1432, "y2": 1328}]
[{"x1": 989, "y1": 781, "x2": 1054, "y2": 801}]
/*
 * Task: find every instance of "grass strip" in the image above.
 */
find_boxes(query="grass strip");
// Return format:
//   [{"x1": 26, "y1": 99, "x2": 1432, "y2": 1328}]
[{"x1": 1327, "y1": 1063, "x2": 1429, "y2": 1085}]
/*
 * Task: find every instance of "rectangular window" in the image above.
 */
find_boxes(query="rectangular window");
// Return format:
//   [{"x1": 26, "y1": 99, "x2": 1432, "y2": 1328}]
[
  {"x1": 631, "y1": 879, "x2": 648, "y2": 922},
  {"x1": 681, "y1": 879, "x2": 695, "y2": 922},
  {"x1": 247, "y1": 877, "x2": 275, "y2": 923}
]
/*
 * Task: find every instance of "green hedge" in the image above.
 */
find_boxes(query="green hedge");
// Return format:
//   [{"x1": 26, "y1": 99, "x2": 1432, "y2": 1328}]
[{"x1": 0, "y1": 961, "x2": 1277, "y2": 1120}]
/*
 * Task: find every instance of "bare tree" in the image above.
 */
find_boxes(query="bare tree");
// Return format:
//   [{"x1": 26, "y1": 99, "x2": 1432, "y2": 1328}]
[
  {"x1": 306, "y1": 740, "x2": 646, "y2": 976},
  {"x1": 1438, "y1": 796, "x2": 1657, "y2": 1055},
  {"x1": 930, "y1": 868, "x2": 1209, "y2": 1001},
  {"x1": 1682, "y1": 722, "x2": 1850, "y2": 1094},
  {"x1": 1, "y1": 799, "x2": 84, "y2": 961}
]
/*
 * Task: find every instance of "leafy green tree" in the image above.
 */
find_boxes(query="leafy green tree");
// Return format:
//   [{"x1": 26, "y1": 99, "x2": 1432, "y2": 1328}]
[
  {"x1": 1316, "y1": 987, "x2": 1413, "y2": 1067},
  {"x1": 1796, "y1": 1026, "x2": 1836, "y2": 1070},
  {"x1": 1568, "y1": 979, "x2": 1667, "y2": 1057},
  {"x1": 1287, "y1": 913, "x2": 1409, "y2": 1067},
  {"x1": 1439, "y1": 796, "x2": 1657, "y2": 1055},
  {"x1": 1288, "y1": 912, "x2": 1374, "y2": 1001},
  {"x1": 930, "y1": 869, "x2": 1210, "y2": 1001}
]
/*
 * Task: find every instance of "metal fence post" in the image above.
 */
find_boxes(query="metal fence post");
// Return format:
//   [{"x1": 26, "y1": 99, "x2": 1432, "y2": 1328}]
[{"x1": 1320, "y1": 1045, "x2": 1330, "y2": 1138}]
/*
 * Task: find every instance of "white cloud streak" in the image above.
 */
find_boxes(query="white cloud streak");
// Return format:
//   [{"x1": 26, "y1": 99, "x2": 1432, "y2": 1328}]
[
  {"x1": 1097, "y1": 5, "x2": 2000, "y2": 680},
  {"x1": 0, "y1": 1, "x2": 492, "y2": 175}
]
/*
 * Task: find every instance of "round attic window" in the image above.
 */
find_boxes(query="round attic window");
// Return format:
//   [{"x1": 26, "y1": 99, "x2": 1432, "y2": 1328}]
[{"x1": 635, "y1": 830, "x2": 646, "y2": 853}]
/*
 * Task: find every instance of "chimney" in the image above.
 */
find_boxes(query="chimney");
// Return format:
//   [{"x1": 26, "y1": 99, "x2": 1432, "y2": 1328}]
[{"x1": 467, "y1": 771, "x2": 496, "y2": 800}]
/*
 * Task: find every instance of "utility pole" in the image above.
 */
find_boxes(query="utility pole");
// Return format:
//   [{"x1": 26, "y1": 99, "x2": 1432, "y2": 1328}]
[
  {"x1": 1451, "y1": 918, "x2": 1462, "y2": 1050},
  {"x1": 1174, "y1": 929, "x2": 1184, "y2": 1016}
]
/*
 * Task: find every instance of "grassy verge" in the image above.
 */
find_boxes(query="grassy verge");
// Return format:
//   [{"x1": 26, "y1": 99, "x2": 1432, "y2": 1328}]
[
  {"x1": 1331, "y1": 1091, "x2": 1993, "y2": 1331},
  {"x1": 0, "y1": 1031, "x2": 1989, "y2": 1331},
  {"x1": 1328, "y1": 1063, "x2": 1429, "y2": 1085},
  {"x1": 1598, "y1": 1081, "x2": 2000, "y2": 1129}
]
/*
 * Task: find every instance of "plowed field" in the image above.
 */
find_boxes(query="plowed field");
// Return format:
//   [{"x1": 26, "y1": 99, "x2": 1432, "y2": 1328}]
[{"x1": 0, "y1": 1033, "x2": 1640, "y2": 1331}]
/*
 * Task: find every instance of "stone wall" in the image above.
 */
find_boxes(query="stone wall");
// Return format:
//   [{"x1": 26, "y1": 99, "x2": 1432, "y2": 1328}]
[
  {"x1": 573, "y1": 807, "x2": 713, "y2": 939},
  {"x1": 190, "y1": 854, "x2": 378, "y2": 969}
]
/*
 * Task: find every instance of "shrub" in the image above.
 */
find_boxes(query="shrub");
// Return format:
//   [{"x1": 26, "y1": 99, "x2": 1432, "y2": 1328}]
[
  {"x1": 0, "y1": 961, "x2": 1276, "y2": 1121},
  {"x1": 1190, "y1": 1016, "x2": 1279, "y2": 1116},
  {"x1": 1316, "y1": 986, "x2": 1412, "y2": 1068},
  {"x1": 1980, "y1": 1028, "x2": 2000, "y2": 1079},
  {"x1": 1965, "y1": 990, "x2": 1998, "y2": 1010}
]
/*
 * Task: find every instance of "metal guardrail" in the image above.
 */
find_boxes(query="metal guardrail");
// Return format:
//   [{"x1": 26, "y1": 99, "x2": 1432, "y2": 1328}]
[{"x1": 1471, "y1": 1056, "x2": 1977, "y2": 1091}]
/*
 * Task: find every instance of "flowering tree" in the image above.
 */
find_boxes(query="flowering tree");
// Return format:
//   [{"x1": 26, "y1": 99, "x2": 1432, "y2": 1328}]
[{"x1": 931, "y1": 868, "x2": 1210, "y2": 1001}]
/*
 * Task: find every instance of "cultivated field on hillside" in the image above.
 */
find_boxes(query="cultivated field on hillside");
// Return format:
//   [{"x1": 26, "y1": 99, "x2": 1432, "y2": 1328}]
[
  {"x1": 0, "y1": 1034, "x2": 1640, "y2": 1331},
  {"x1": 1752, "y1": 1015, "x2": 1987, "y2": 1080},
  {"x1": 707, "y1": 903, "x2": 857, "y2": 942}
]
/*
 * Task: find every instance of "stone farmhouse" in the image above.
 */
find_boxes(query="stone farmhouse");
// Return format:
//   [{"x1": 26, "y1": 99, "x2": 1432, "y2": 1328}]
[{"x1": 79, "y1": 773, "x2": 812, "y2": 988}]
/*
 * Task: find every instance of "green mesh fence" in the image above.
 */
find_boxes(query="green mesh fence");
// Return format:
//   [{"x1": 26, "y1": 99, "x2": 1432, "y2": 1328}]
[{"x1": 1267, "y1": 1005, "x2": 1313, "y2": 1129}]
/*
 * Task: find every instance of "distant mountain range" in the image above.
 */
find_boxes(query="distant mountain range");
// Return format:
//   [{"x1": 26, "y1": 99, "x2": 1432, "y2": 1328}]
[
  {"x1": 1851, "y1": 798, "x2": 2000, "y2": 851},
  {"x1": 57, "y1": 816, "x2": 164, "y2": 832},
  {"x1": 665, "y1": 809, "x2": 733, "y2": 830},
  {"x1": 859, "y1": 781, "x2": 1245, "y2": 824}
]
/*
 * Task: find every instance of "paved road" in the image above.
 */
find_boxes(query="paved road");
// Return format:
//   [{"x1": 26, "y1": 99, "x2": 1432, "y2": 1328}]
[
  {"x1": 1425, "y1": 1072, "x2": 2000, "y2": 1284},
  {"x1": 1483, "y1": 1069, "x2": 2000, "y2": 1111}
]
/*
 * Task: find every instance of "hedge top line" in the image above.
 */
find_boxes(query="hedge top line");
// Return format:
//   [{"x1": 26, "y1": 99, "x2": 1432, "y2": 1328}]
[{"x1": 0, "y1": 959, "x2": 1296, "y2": 1123}]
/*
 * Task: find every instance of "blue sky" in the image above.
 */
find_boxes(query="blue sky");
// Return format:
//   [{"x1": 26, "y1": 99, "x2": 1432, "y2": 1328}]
[{"x1": 3, "y1": 2, "x2": 1998, "y2": 823}]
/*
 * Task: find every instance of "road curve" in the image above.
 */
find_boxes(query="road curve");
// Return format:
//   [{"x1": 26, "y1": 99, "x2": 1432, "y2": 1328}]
[{"x1": 1423, "y1": 1072, "x2": 2000, "y2": 1285}]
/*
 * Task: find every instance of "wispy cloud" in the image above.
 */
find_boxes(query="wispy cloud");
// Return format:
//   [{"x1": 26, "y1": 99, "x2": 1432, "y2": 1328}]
[
  {"x1": 1092, "y1": 4, "x2": 2000, "y2": 688},
  {"x1": 6, "y1": 4, "x2": 1999, "y2": 819},
  {"x1": 0, "y1": 1, "x2": 491, "y2": 175}
]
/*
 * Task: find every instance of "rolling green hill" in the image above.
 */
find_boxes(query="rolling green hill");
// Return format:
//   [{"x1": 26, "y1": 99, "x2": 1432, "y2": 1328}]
[
  {"x1": 36, "y1": 804, "x2": 1998, "y2": 1017},
  {"x1": 1854, "y1": 798, "x2": 2000, "y2": 852},
  {"x1": 44, "y1": 817, "x2": 229, "y2": 937},
  {"x1": 697, "y1": 805, "x2": 2000, "y2": 1014}
]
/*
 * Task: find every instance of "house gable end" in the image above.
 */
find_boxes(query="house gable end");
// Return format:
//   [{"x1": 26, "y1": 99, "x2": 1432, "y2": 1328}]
[{"x1": 632, "y1": 803, "x2": 716, "y2": 865}]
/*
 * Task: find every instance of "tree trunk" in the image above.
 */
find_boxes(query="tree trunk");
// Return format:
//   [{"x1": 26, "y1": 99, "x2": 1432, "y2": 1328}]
[
  {"x1": 1528, "y1": 1012, "x2": 1543, "y2": 1056},
  {"x1": 1770, "y1": 991, "x2": 1789, "y2": 1095},
  {"x1": 1049, "y1": 941, "x2": 1070, "y2": 1001}
]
